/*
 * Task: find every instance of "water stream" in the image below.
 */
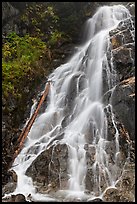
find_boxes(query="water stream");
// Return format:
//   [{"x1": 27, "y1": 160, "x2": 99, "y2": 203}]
[{"x1": 6, "y1": 4, "x2": 134, "y2": 202}]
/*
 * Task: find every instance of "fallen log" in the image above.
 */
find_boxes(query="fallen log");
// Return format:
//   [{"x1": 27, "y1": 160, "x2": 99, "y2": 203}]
[{"x1": 11, "y1": 81, "x2": 50, "y2": 165}]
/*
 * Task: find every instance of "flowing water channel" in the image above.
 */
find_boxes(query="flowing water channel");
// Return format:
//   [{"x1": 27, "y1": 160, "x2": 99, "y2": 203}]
[{"x1": 5, "y1": 4, "x2": 134, "y2": 202}]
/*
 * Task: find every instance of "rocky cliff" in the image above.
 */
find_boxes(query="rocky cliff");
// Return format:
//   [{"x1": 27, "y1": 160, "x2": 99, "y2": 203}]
[
  {"x1": 26, "y1": 3, "x2": 135, "y2": 202},
  {"x1": 2, "y1": 2, "x2": 135, "y2": 202},
  {"x1": 2, "y1": 2, "x2": 107, "y2": 187}
]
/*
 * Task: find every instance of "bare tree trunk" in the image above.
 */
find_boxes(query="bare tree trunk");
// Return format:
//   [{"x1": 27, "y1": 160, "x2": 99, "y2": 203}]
[{"x1": 11, "y1": 81, "x2": 50, "y2": 166}]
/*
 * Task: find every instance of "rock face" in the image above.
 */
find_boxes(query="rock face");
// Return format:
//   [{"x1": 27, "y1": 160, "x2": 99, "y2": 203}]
[
  {"x1": 2, "y1": 2, "x2": 135, "y2": 203},
  {"x1": 2, "y1": 2, "x2": 20, "y2": 36},
  {"x1": 111, "y1": 77, "x2": 135, "y2": 141},
  {"x1": 108, "y1": 3, "x2": 135, "y2": 141},
  {"x1": 2, "y1": 2, "x2": 30, "y2": 37},
  {"x1": 2, "y1": 2, "x2": 19, "y2": 23},
  {"x1": 26, "y1": 143, "x2": 69, "y2": 193},
  {"x1": 25, "y1": 3, "x2": 135, "y2": 201}
]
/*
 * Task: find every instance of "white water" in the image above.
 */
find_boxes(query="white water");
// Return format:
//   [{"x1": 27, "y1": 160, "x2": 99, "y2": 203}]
[{"x1": 6, "y1": 4, "x2": 134, "y2": 201}]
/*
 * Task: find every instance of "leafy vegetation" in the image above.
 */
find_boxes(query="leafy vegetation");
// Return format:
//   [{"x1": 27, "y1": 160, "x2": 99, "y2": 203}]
[
  {"x1": 2, "y1": 3, "x2": 72, "y2": 101},
  {"x1": 20, "y1": 3, "x2": 69, "y2": 47},
  {"x1": 2, "y1": 32, "x2": 47, "y2": 98}
]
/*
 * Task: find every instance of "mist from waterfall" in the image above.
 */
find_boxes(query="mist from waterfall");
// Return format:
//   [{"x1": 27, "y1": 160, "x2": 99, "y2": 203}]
[{"x1": 6, "y1": 4, "x2": 134, "y2": 202}]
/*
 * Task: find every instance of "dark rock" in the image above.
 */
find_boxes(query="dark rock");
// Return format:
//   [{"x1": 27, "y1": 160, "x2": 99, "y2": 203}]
[
  {"x1": 84, "y1": 121, "x2": 97, "y2": 144},
  {"x1": 109, "y1": 14, "x2": 135, "y2": 83},
  {"x1": 7, "y1": 169, "x2": 17, "y2": 183},
  {"x1": 2, "y1": 182, "x2": 16, "y2": 196},
  {"x1": 85, "y1": 144, "x2": 96, "y2": 166},
  {"x1": 84, "y1": 144, "x2": 96, "y2": 192},
  {"x1": 111, "y1": 77, "x2": 135, "y2": 140},
  {"x1": 104, "y1": 105, "x2": 117, "y2": 141},
  {"x1": 26, "y1": 143, "x2": 69, "y2": 192},
  {"x1": 110, "y1": 28, "x2": 134, "y2": 50},
  {"x1": 2, "y1": 170, "x2": 17, "y2": 196},
  {"x1": 9, "y1": 2, "x2": 28, "y2": 11},
  {"x1": 65, "y1": 74, "x2": 80, "y2": 111},
  {"x1": 14, "y1": 194, "x2": 27, "y2": 202},
  {"x1": 126, "y1": 2, "x2": 135, "y2": 16},
  {"x1": 87, "y1": 198, "x2": 103, "y2": 202},
  {"x1": 2, "y1": 2, "x2": 19, "y2": 24},
  {"x1": 3, "y1": 193, "x2": 28, "y2": 202},
  {"x1": 112, "y1": 47, "x2": 134, "y2": 80},
  {"x1": 85, "y1": 163, "x2": 108, "y2": 193}
]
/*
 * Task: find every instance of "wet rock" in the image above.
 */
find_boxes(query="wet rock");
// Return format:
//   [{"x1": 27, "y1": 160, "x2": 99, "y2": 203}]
[
  {"x1": 103, "y1": 186, "x2": 135, "y2": 202},
  {"x1": 111, "y1": 77, "x2": 135, "y2": 140},
  {"x1": 115, "y1": 162, "x2": 135, "y2": 195},
  {"x1": 85, "y1": 144, "x2": 96, "y2": 166},
  {"x1": 2, "y1": 182, "x2": 16, "y2": 196},
  {"x1": 84, "y1": 122, "x2": 96, "y2": 144},
  {"x1": 103, "y1": 106, "x2": 117, "y2": 141},
  {"x1": 26, "y1": 143, "x2": 69, "y2": 192},
  {"x1": 109, "y1": 13, "x2": 135, "y2": 82},
  {"x1": 14, "y1": 194, "x2": 27, "y2": 202},
  {"x1": 8, "y1": 169, "x2": 18, "y2": 182},
  {"x1": 85, "y1": 168, "x2": 94, "y2": 192},
  {"x1": 113, "y1": 45, "x2": 133, "y2": 63},
  {"x1": 103, "y1": 13, "x2": 135, "y2": 95},
  {"x1": 103, "y1": 187, "x2": 120, "y2": 202},
  {"x1": 65, "y1": 73, "x2": 81, "y2": 113},
  {"x1": 112, "y1": 47, "x2": 134, "y2": 81},
  {"x1": 84, "y1": 145, "x2": 96, "y2": 192},
  {"x1": 126, "y1": 2, "x2": 135, "y2": 16},
  {"x1": 85, "y1": 164, "x2": 108, "y2": 194},
  {"x1": 2, "y1": 194, "x2": 28, "y2": 202},
  {"x1": 103, "y1": 162, "x2": 135, "y2": 202},
  {"x1": 110, "y1": 28, "x2": 134, "y2": 50},
  {"x1": 87, "y1": 198, "x2": 103, "y2": 202},
  {"x1": 2, "y1": 170, "x2": 17, "y2": 196}
]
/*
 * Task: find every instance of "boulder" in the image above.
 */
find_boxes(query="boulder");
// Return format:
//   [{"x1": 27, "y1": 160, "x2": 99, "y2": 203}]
[
  {"x1": 14, "y1": 194, "x2": 27, "y2": 202},
  {"x1": 2, "y1": 170, "x2": 17, "y2": 196},
  {"x1": 87, "y1": 198, "x2": 103, "y2": 202},
  {"x1": 103, "y1": 185, "x2": 134, "y2": 202}
]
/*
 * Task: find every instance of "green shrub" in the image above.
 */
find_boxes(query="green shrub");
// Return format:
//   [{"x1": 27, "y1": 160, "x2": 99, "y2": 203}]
[
  {"x1": 2, "y1": 32, "x2": 47, "y2": 98},
  {"x1": 21, "y1": 4, "x2": 60, "y2": 41}
]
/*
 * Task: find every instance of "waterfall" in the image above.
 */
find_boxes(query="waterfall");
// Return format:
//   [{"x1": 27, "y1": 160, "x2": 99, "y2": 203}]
[{"x1": 7, "y1": 4, "x2": 134, "y2": 202}]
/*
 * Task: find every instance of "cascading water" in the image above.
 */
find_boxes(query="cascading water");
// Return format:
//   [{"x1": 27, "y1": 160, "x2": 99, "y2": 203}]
[{"x1": 5, "y1": 4, "x2": 134, "y2": 202}]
